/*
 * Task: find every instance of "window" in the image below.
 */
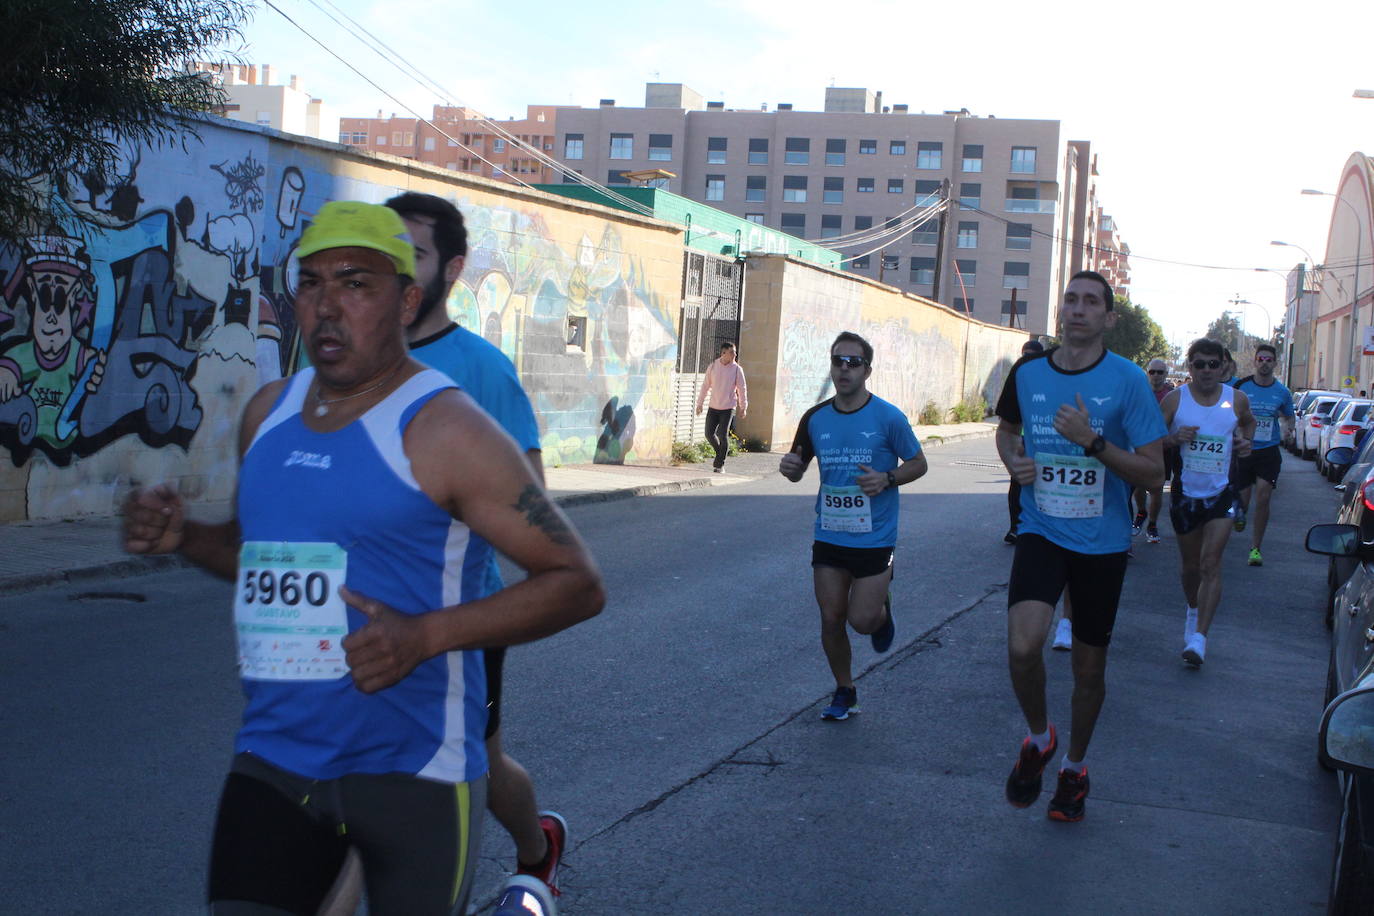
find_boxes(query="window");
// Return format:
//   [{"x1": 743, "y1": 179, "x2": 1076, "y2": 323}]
[
  {"x1": 780, "y1": 213, "x2": 806, "y2": 235},
  {"x1": 1003, "y1": 261, "x2": 1031, "y2": 289},
  {"x1": 375, "y1": 135, "x2": 387, "y2": 146},
  {"x1": 857, "y1": 177, "x2": 875, "y2": 193},
  {"x1": 959, "y1": 183, "x2": 981, "y2": 209},
  {"x1": 1006, "y1": 223, "x2": 1033, "y2": 250},
  {"x1": 404, "y1": 132, "x2": 414, "y2": 146},
  {"x1": 785, "y1": 137, "x2": 810, "y2": 165},
  {"x1": 825, "y1": 138, "x2": 846, "y2": 166},
  {"x1": 955, "y1": 259, "x2": 977, "y2": 286},
  {"x1": 746, "y1": 175, "x2": 766, "y2": 202},
  {"x1": 852, "y1": 255, "x2": 871, "y2": 269},
  {"x1": 887, "y1": 178, "x2": 904, "y2": 194},
  {"x1": 445, "y1": 162, "x2": 457, "y2": 170},
  {"x1": 890, "y1": 140, "x2": 906, "y2": 155},
  {"x1": 646, "y1": 177, "x2": 670, "y2": 189},
  {"x1": 881, "y1": 254, "x2": 900, "y2": 272},
  {"x1": 705, "y1": 174, "x2": 725, "y2": 201},
  {"x1": 567, "y1": 315, "x2": 587, "y2": 350},
  {"x1": 607, "y1": 169, "x2": 629, "y2": 185},
  {"x1": 917, "y1": 141, "x2": 943, "y2": 169},
  {"x1": 423, "y1": 137, "x2": 436, "y2": 151},
  {"x1": 912, "y1": 219, "x2": 938, "y2": 245},
  {"x1": 854, "y1": 215, "x2": 873, "y2": 231},
  {"x1": 915, "y1": 179, "x2": 941, "y2": 204},
  {"x1": 707, "y1": 137, "x2": 727, "y2": 164},
  {"x1": 783, "y1": 175, "x2": 808, "y2": 202},
  {"x1": 648, "y1": 133, "x2": 673, "y2": 161},
  {"x1": 562, "y1": 171, "x2": 580, "y2": 183},
  {"x1": 564, "y1": 134, "x2": 584, "y2": 159},
  {"x1": 353, "y1": 132, "x2": 368, "y2": 144},
  {"x1": 824, "y1": 176, "x2": 844, "y2": 204},
  {"x1": 859, "y1": 139, "x2": 877, "y2": 155},
  {"x1": 954, "y1": 298, "x2": 974, "y2": 313},
  {"x1": 446, "y1": 138, "x2": 458, "y2": 147},
  {"x1": 820, "y1": 214, "x2": 842, "y2": 239},
  {"x1": 492, "y1": 137, "x2": 505, "y2": 152},
  {"x1": 338, "y1": 132, "x2": 350, "y2": 144},
  {"x1": 748, "y1": 138, "x2": 768, "y2": 164},
  {"x1": 910, "y1": 257, "x2": 936, "y2": 285},
  {"x1": 609, "y1": 133, "x2": 633, "y2": 159},
  {"x1": 745, "y1": 213, "x2": 765, "y2": 224},
  {"x1": 252, "y1": 110, "x2": 272, "y2": 126},
  {"x1": 957, "y1": 221, "x2": 978, "y2": 249},
  {"x1": 1011, "y1": 146, "x2": 1037, "y2": 173},
  {"x1": 1002, "y1": 298, "x2": 1027, "y2": 316},
  {"x1": 962, "y1": 144, "x2": 983, "y2": 172}
]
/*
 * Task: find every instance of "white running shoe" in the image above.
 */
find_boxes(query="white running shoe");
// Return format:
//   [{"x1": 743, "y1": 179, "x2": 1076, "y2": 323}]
[
  {"x1": 494, "y1": 875, "x2": 558, "y2": 916},
  {"x1": 1182, "y1": 632, "x2": 1206, "y2": 667},
  {"x1": 1051, "y1": 618, "x2": 1072, "y2": 651},
  {"x1": 1185, "y1": 608, "x2": 1198, "y2": 639}
]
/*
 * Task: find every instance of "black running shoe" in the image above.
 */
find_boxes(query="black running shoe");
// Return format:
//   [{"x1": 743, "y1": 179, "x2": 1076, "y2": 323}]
[
  {"x1": 871, "y1": 592, "x2": 895, "y2": 653},
  {"x1": 1047, "y1": 767, "x2": 1089, "y2": 822},
  {"x1": 1004, "y1": 530, "x2": 1018, "y2": 545},
  {"x1": 1005, "y1": 725, "x2": 1057, "y2": 808},
  {"x1": 1131, "y1": 511, "x2": 1147, "y2": 536}
]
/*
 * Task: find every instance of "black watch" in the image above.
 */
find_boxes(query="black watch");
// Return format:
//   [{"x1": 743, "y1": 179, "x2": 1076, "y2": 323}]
[
  {"x1": 886, "y1": 470, "x2": 898, "y2": 489},
  {"x1": 1083, "y1": 435, "x2": 1106, "y2": 458}
]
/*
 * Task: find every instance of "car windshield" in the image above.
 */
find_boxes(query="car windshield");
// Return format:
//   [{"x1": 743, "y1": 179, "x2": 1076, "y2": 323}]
[{"x1": 1300, "y1": 391, "x2": 1336, "y2": 412}]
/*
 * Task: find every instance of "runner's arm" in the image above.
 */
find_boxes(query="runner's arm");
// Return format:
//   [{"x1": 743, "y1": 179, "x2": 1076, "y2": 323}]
[
  {"x1": 995, "y1": 419, "x2": 1036, "y2": 485},
  {"x1": 1233, "y1": 390, "x2": 1255, "y2": 456}
]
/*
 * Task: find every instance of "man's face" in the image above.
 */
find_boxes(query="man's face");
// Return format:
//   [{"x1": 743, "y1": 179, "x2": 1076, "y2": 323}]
[
  {"x1": 1146, "y1": 360, "x2": 1168, "y2": 390},
  {"x1": 829, "y1": 341, "x2": 871, "y2": 397},
  {"x1": 27, "y1": 268, "x2": 77, "y2": 359},
  {"x1": 1255, "y1": 350, "x2": 1276, "y2": 378},
  {"x1": 1187, "y1": 350, "x2": 1225, "y2": 390},
  {"x1": 1059, "y1": 278, "x2": 1116, "y2": 344},
  {"x1": 400, "y1": 215, "x2": 462, "y2": 326},
  {"x1": 295, "y1": 246, "x2": 419, "y2": 389},
  {"x1": 720, "y1": 347, "x2": 735, "y2": 365}
]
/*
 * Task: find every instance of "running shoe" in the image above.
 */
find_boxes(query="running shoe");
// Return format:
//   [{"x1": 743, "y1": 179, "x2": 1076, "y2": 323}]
[
  {"x1": 494, "y1": 875, "x2": 558, "y2": 916},
  {"x1": 1005, "y1": 725, "x2": 1058, "y2": 808},
  {"x1": 1051, "y1": 618, "x2": 1072, "y2": 651},
  {"x1": 871, "y1": 592, "x2": 895, "y2": 653},
  {"x1": 516, "y1": 812, "x2": 568, "y2": 897},
  {"x1": 1232, "y1": 505, "x2": 1247, "y2": 532},
  {"x1": 1004, "y1": 530, "x2": 1018, "y2": 545},
  {"x1": 1182, "y1": 632, "x2": 1207, "y2": 667},
  {"x1": 1248, "y1": 547, "x2": 1263, "y2": 567},
  {"x1": 1146, "y1": 525, "x2": 1160, "y2": 544},
  {"x1": 1132, "y1": 510, "x2": 1147, "y2": 536},
  {"x1": 821, "y1": 685, "x2": 859, "y2": 721},
  {"x1": 1047, "y1": 768, "x2": 1090, "y2": 823}
]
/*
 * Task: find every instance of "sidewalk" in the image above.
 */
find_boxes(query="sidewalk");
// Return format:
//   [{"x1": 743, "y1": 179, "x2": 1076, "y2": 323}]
[{"x1": 0, "y1": 421, "x2": 995, "y2": 595}]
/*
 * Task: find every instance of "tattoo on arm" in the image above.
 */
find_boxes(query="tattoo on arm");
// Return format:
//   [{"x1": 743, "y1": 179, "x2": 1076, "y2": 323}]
[{"x1": 513, "y1": 485, "x2": 574, "y2": 546}]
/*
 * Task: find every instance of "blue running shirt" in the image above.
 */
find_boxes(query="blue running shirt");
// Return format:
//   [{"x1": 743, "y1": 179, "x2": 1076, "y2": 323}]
[
  {"x1": 235, "y1": 368, "x2": 490, "y2": 783},
  {"x1": 411, "y1": 323, "x2": 541, "y2": 597},
  {"x1": 791, "y1": 394, "x2": 922, "y2": 548},
  {"x1": 1236, "y1": 376, "x2": 1294, "y2": 450},
  {"x1": 996, "y1": 349, "x2": 1167, "y2": 554}
]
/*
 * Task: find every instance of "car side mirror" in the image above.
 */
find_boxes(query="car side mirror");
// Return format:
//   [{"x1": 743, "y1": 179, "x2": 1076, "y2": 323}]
[
  {"x1": 1321, "y1": 686, "x2": 1374, "y2": 774},
  {"x1": 1327, "y1": 446, "x2": 1356, "y2": 468},
  {"x1": 1307, "y1": 524, "x2": 1362, "y2": 556}
]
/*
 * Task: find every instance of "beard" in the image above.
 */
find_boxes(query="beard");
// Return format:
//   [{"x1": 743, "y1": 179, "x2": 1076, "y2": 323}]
[{"x1": 414, "y1": 271, "x2": 451, "y2": 326}]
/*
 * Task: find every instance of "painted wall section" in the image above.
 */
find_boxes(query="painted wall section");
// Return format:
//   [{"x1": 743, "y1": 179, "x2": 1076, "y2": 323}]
[
  {"x1": 736, "y1": 255, "x2": 1027, "y2": 450},
  {"x1": 0, "y1": 117, "x2": 684, "y2": 521}
]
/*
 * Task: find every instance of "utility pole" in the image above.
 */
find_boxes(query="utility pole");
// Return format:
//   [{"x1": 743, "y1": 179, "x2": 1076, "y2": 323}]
[
  {"x1": 878, "y1": 249, "x2": 887, "y2": 284},
  {"x1": 930, "y1": 178, "x2": 951, "y2": 304},
  {"x1": 1007, "y1": 288, "x2": 1019, "y2": 328}
]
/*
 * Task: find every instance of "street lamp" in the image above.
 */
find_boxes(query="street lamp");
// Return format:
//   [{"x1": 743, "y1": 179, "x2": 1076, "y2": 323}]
[
  {"x1": 1303, "y1": 188, "x2": 1364, "y2": 389},
  {"x1": 1271, "y1": 239, "x2": 1316, "y2": 264},
  {"x1": 1355, "y1": 89, "x2": 1374, "y2": 99}
]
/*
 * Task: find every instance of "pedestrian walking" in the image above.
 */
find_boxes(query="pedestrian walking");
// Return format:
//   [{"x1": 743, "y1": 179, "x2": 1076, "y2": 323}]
[{"x1": 697, "y1": 342, "x2": 748, "y2": 472}]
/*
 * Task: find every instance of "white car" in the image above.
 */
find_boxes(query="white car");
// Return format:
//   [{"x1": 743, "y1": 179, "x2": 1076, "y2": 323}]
[
  {"x1": 1301, "y1": 395, "x2": 1347, "y2": 460},
  {"x1": 1320, "y1": 400, "x2": 1374, "y2": 478},
  {"x1": 1293, "y1": 390, "x2": 1341, "y2": 453}
]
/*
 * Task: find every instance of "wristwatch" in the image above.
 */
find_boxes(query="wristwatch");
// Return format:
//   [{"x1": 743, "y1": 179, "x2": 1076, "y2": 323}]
[
  {"x1": 1083, "y1": 435, "x2": 1106, "y2": 458},
  {"x1": 886, "y1": 470, "x2": 898, "y2": 488}
]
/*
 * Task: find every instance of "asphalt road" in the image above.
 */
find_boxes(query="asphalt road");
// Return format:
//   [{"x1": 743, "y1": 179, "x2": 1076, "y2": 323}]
[{"x1": 0, "y1": 438, "x2": 1344, "y2": 914}]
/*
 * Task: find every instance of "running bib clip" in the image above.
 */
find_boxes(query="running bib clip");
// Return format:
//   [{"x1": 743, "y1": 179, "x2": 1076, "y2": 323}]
[
  {"x1": 1033, "y1": 453, "x2": 1106, "y2": 519},
  {"x1": 234, "y1": 541, "x2": 349, "y2": 681},
  {"x1": 820, "y1": 484, "x2": 873, "y2": 533},
  {"x1": 1182, "y1": 434, "x2": 1229, "y2": 475}
]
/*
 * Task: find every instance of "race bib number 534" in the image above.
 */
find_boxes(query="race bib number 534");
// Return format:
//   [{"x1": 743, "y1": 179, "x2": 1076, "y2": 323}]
[{"x1": 234, "y1": 542, "x2": 349, "y2": 681}]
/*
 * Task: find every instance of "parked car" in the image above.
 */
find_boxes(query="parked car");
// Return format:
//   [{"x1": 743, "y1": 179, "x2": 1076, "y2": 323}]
[
  {"x1": 1302, "y1": 395, "x2": 1348, "y2": 460},
  {"x1": 1294, "y1": 390, "x2": 1342, "y2": 454},
  {"x1": 1305, "y1": 524, "x2": 1374, "y2": 913},
  {"x1": 1323, "y1": 446, "x2": 1371, "y2": 622},
  {"x1": 1321, "y1": 401, "x2": 1374, "y2": 479}
]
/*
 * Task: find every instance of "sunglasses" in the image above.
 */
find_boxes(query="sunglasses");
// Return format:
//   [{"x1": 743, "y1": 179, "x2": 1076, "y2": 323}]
[
  {"x1": 1190, "y1": 359, "x2": 1222, "y2": 370},
  {"x1": 1147, "y1": 369, "x2": 1167, "y2": 375},
  {"x1": 831, "y1": 355, "x2": 869, "y2": 368}
]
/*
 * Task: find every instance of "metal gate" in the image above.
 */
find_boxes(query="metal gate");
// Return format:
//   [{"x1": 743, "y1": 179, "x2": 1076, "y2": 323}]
[{"x1": 675, "y1": 252, "x2": 744, "y2": 443}]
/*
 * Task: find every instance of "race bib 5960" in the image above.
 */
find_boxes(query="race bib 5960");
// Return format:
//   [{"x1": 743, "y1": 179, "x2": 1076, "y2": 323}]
[{"x1": 234, "y1": 541, "x2": 349, "y2": 681}]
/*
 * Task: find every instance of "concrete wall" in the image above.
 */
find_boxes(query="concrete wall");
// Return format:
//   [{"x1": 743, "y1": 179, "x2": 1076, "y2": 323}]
[
  {"x1": 737, "y1": 255, "x2": 1026, "y2": 450},
  {"x1": 0, "y1": 116, "x2": 684, "y2": 521}
]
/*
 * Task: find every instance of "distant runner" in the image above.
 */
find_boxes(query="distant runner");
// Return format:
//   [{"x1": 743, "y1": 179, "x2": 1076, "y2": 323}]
[
  {"x1": 1234, "y1": 344, "x2": 1295, "y2": 567},
  {"x1": 1132, "y1": 357, "x2": 1174, "y2": 544}
]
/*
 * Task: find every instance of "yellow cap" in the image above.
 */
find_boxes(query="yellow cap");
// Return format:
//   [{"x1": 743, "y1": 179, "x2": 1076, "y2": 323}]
[{"x1": 295, "y1": 201, "x2": 417, "y2": 279}]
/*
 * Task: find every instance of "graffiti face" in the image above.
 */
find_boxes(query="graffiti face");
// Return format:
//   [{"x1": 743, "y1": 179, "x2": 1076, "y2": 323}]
[{"x1": 27, "y1": 268, "x2": 80, "y2": 361}]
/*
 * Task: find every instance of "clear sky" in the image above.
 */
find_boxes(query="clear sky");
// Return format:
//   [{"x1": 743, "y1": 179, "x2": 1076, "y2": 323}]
[{"x1": 224, "y1": 0, "x2": 1374, "y2": 349}]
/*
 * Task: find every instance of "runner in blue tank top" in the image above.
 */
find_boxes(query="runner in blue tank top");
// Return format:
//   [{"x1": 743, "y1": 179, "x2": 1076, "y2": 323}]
[
  {"x1": 122, "y1": 202, "x2": 604, "y2": 916},
  {"x1": 1234, "y1": 343, "x2": 1295, "y2": 567},
  {"x1": 780, "y1": 331, "x2": 927, "y2": 721},
  {"x1": 383, "y1": 193, "x2": 568, "y2": 913},
  {"x1": 995, "y1": 270, "x2": 1166, "y2": 823}
]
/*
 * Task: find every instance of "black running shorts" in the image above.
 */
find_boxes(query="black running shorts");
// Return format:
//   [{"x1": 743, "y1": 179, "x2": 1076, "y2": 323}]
[
  {"x1": 208, "y1": 753, "x2": 485, "y2": 916},
  {"x1": 811, "y1": 540, "x2": 895, "y2": 579},
  {"x1": 1170, "y1": 486, "x2": 1236, "y2": 536},
  {"x1": 1007, "y1": 533, "x2": 1129, "y2": 647},
  {"x1": 1235, "y1": 445, "x2": 1282, "y2": 490},
  {"x1": 483, "y1": 647, "x2": 504, "y2": 739}
]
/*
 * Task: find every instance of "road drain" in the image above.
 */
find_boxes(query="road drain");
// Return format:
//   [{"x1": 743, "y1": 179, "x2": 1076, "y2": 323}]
[
  {"x1": 951, "y1": 460, "x2": 1007, "y2": 470},
  {"x1": 70, "y1": 591, "x2": 147, "y2": 603}
]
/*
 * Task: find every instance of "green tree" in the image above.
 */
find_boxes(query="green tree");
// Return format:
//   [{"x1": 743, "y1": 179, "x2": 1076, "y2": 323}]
[
  {"x1": 1103, "y1": 295, "x2": 1169, "y2": 364},
  {"x1": 0, "y1": 0, "x2": 249, "y2": 244},
  {"x1": 1203, "y1": 313, "x2": 1268, "y2": 356}
]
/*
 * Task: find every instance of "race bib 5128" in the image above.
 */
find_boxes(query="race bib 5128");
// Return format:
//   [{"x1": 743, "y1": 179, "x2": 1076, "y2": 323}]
[{"x1": 1033, "y1": 453, "x2": 1106, "y2": 519}]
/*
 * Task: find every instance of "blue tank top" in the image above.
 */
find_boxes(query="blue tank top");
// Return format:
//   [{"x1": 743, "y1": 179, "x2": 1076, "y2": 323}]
[{"x1": 235, "y1": 368, "x2": 490, "y2": 783}]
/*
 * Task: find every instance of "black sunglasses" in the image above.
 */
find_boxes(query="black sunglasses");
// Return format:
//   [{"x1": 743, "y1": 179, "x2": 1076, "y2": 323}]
[
  {"x1": 1147, "y1": 369, "x2": 1166, "y2": 375},
  {"x1": 1190, "y1": 359, "x2": 1222, "y2": 370},
  {"x1": 831, "y1": 355, "x2": 869, "y2": 368}
]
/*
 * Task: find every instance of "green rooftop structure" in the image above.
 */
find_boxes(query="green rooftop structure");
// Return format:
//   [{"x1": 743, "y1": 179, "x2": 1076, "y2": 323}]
[{"x1": 534, "y1": 184, "x2": 842, "y2": 270}]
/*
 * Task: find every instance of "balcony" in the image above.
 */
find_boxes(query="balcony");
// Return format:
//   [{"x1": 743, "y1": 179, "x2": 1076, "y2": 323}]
[{"x1": 1005, "y1": 199, "x2": 1056, "y2": 214}]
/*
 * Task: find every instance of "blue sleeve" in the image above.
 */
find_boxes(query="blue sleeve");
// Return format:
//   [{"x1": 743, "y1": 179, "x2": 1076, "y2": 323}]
[
  {"x1": 892, "y1": 410, "x2": 921, "y2": 459},
  {"x1": 470, "y1": 348, "x2": 541, "y2": 452},
  {"x1": 1281, "y1": 385, "x2": 1296, "y2": 417},
  {"x1": 1122, "y1": 367, "x2": 1168, "y2": 447}
]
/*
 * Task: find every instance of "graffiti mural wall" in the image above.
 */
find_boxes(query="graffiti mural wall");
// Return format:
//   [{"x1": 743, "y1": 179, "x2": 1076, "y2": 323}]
[{"x1": 0, "y1": 119, "x2": 684, "y2": 521}]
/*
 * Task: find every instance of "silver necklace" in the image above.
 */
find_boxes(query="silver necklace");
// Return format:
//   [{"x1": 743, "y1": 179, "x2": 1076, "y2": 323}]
[{"x1": 312, "y1": 364, "x2": 403, "y2": 417}]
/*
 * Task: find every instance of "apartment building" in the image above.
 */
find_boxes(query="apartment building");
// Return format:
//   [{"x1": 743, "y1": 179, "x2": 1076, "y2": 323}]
[
  {"x1": 338, "y1": 105, "x2": 563, "y2": 184},
  {"x1": 1060, "y1": 140, "x2": 1132, "y2": 297},
  {"x1": 548, "y1": 83, "x2": 1070, "y2": 334},
  {"x1": 190, "y1": 63, "x2": 339, "y2": 141}
]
